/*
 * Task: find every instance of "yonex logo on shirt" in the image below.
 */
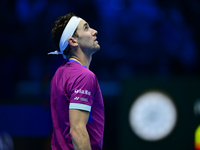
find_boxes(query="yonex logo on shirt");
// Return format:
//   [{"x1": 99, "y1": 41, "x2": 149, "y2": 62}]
[
  {"x1": 74, "y1": 89, "x2": 91, "y2": 96},
  {"x1": 74, "y1": 96, "x2": 88, "y2": 102},
  {"x1": 74, "y1": 97, "x2": 79, "y2": 100}
]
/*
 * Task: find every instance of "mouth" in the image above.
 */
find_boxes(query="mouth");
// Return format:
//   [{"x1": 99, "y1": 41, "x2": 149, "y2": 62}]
[{"x1": 94, "y1": 38, "x2": 99, "y2": 44}]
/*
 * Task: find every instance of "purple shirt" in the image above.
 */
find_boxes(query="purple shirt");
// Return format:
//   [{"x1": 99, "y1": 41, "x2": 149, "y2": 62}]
[{"x1": 50, "y1": 61, "x2": 104, "y2": 150}]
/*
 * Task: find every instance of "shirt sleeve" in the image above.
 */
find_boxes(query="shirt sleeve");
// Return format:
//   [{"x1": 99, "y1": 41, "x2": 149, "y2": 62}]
[{"x1": 68, "y1": 71, "x2": 96, "y2": 112}]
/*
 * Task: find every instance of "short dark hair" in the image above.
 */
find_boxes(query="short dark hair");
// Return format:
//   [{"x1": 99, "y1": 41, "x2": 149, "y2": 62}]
[{"x1": 51, "y1": 13, "x2": 79, "y2": 57}]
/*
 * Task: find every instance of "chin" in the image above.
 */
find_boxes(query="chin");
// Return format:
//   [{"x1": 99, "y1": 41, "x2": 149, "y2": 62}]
[{"x1": 96, "y1": 44, "x2": 100, "y2": 50}]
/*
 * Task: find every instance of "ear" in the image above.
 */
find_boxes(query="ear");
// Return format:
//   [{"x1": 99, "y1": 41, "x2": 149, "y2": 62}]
[{"x1": 68, "y1": 37, "x2": 78, "y2": 47}]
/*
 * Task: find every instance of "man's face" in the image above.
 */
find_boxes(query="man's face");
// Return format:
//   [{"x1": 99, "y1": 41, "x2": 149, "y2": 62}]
[{"x1": 75, "y1": 19, "x2": 100, "y2": 54}]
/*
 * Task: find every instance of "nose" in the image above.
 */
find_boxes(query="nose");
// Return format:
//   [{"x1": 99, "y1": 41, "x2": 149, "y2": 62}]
[{"x1": 91, "y1": 28, "x2": 98, "y2": 36}]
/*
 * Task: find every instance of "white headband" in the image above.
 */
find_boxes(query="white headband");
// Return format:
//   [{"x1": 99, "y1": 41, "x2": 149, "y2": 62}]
[{"x1": 48, "y1": 16, "x2": 82, "y2": 58}]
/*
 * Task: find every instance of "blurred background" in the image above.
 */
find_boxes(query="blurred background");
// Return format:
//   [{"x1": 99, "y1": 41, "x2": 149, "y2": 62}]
[{"x1": 0, "y1": 0, "x2": 200, "y2": 149}]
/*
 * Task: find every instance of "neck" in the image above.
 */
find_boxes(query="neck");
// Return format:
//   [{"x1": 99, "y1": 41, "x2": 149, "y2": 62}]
[
  {"x1": 69, "y1": 55, "x2": 91, "y2": 68},
  {"x1": 69, "y1": 46, "x2": 94, "y2": 68}
]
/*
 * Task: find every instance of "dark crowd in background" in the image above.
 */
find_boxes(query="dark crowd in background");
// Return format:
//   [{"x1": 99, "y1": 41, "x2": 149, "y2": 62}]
[{"x1": 0, "y1": 0, "x2": 200, "y2": 102}]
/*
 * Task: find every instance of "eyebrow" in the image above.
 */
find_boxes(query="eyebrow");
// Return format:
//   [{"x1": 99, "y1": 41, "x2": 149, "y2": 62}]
[{"x1": 83, "y1": 22, "x2": 89, "y2": 28}]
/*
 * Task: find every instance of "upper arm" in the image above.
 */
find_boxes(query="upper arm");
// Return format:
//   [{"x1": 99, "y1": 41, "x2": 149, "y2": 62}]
[
  {"x1": 69, "y1": 109, "x2": 90, "y2": 128},
  {"x1": 68, "y1": 72, "x2": 95, "y2": 149},
  {"x1": 68, "y1": 71, "x2": 96, "y2": 127}
]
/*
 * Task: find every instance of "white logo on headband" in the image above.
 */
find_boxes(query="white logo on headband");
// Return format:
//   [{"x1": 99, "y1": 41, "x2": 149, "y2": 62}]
[{"x1": 48, "y1": 16, "x2": 82, "y2": 58}]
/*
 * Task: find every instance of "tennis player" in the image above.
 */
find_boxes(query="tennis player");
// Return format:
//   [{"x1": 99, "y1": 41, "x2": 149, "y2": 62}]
[{"x1": 48, "y1": 13, "x2": 104, "y2": 150}]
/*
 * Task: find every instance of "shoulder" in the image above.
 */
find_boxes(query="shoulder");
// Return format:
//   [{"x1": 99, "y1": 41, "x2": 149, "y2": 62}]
[
  {"x1": 75, "y1": 67, "x2": 97, "y2": 85},
  {"x1": 67, "y1": 62, "x2": 96, "y2": 79},
  {"x1": 81, "y1": 67, "x2": 96, "y2": 78},
  {"x1": 52, "y1": 61, "x2": 97, "y2": 84}
]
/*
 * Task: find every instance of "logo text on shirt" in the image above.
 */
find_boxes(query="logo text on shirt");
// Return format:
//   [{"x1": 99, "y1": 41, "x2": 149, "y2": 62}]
[{"x1": 74, "y1": 89, "x2": 91, "y2": 96}]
